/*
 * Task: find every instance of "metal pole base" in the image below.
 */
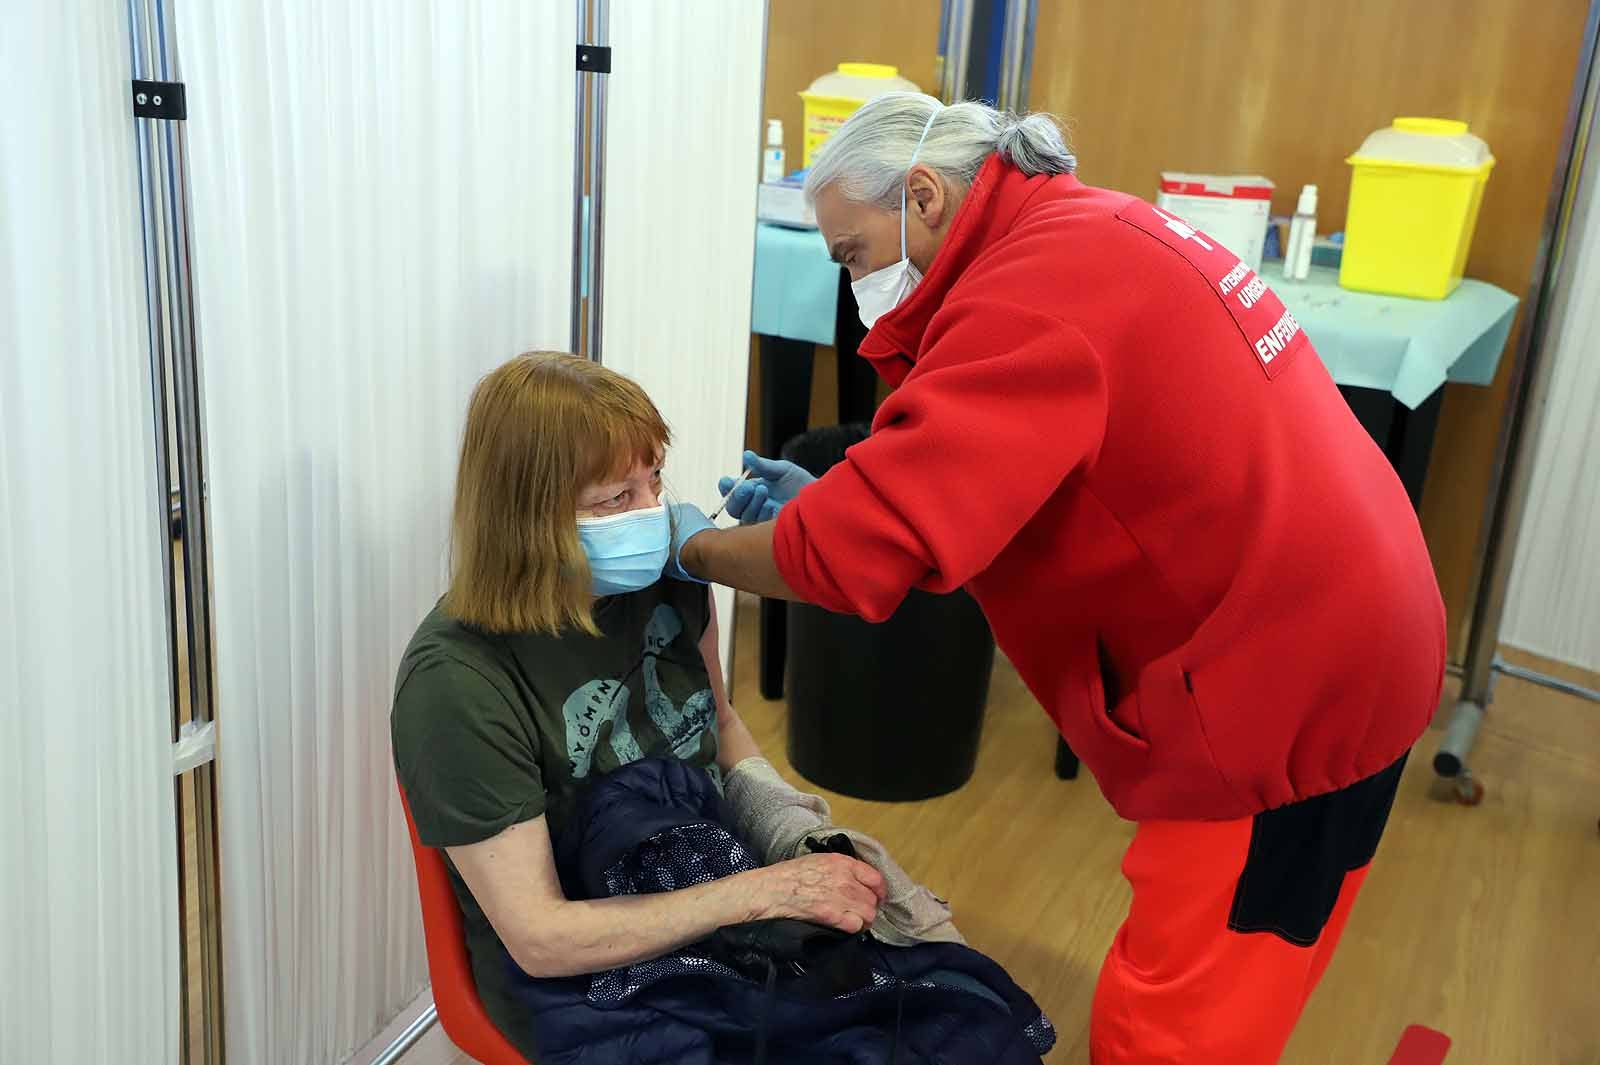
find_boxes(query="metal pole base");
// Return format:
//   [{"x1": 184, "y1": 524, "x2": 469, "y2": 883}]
[
  {"x1": 1433, "y1": 699, "x2": 1484, "y2": 777},
  {"x1": 1432, "y1": 699, "x2": 1488, "y2": 806}
]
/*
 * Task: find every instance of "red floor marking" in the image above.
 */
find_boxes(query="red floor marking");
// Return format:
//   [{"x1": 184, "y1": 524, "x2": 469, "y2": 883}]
[{"x1": 1387, "y1": 1025, "x2": 1452, "y2": 1065}]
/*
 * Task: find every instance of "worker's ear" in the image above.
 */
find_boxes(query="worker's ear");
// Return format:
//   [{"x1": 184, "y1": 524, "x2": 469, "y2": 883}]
[{"x1": 906, "y1": 165, "x2": 947, "y2": 229}]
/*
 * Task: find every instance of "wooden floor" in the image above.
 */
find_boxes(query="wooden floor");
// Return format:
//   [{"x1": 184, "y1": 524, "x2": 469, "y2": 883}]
[
  {"x1": 175, "y1": 540, "x2": 208, "y2": 1062},
  {"x1": 727, "y1": 599, "x2": 1600, "y2": 1064}
]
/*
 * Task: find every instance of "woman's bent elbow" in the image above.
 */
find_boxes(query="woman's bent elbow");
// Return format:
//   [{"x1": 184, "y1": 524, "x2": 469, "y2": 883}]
[
  {"x1": 511, "y1": 940, "x2": 598, "y2": 979},
  {"x1": 508, "y1": 941, "x2": 559, "y2": 979},
  {"x1": 507, "y1": 928, "x2": 582, "y2": 979}
]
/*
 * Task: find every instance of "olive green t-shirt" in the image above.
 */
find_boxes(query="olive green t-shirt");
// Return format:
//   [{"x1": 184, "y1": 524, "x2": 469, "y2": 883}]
[{"x1": 390, "y1": 578, "x2": 719, "y2": 1042}]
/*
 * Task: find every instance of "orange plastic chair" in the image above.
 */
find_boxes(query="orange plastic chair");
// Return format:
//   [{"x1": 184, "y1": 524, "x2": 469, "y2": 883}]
[{"x1": 398, "y1": 779, "x2": 533, "y2": 1065}]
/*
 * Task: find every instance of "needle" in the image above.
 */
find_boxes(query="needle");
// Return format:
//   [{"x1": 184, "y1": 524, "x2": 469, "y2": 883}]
[{"x1": 708, "y1": 468, "x2": 754, "y2": 521}]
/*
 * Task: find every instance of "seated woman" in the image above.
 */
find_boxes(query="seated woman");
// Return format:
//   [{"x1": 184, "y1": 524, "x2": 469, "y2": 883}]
[{"x1": 393, "y1": 353, "x2": 1049, "y2": 1064}]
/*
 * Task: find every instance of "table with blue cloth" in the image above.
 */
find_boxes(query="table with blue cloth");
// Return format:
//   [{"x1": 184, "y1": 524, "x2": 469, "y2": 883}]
[
  {"x1": 751, "y1": 226, "x2": 1519, "y2": 776},
  {"x1": 749, "y1": 223, "x2": 880, "y2": 702},
  {"x1": 1274, "y1": 265, "x2": 1519, "y2": 508},
  {"x1": 750, "y1": 222, "x2": 881, "y2": 450}
]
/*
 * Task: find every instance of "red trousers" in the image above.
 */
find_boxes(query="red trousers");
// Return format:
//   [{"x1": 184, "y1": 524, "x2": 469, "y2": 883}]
[{"x1": 1090, "y1": 756, "x2": 1407, "y2": 1064}]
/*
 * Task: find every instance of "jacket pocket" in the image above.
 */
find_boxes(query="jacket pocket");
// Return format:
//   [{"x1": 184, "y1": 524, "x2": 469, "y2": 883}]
[{"x1": 1085, "y1": 634, "x2": 1150, "y2": 753}]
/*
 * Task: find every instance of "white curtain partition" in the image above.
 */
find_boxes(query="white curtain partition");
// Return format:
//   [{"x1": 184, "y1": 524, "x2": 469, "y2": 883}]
[
  {"x1": 1503, "y1": 144, "x2": 1600, "y2": 673},
  {"x1": 0, "y1": 2, "x2": 181, "y2": 1062},
  {"x1": 601, "y1": 0, "x2": 766, "y2": 668},
  {"x1": 174, "y1": 3, "x2": 576, "y2": 1061}
]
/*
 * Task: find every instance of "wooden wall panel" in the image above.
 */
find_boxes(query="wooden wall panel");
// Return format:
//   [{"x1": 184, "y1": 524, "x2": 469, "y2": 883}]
[
  {"x1": 761, "y1": 0, "x2": 943, "y2": 168},
  {"x1": 748, "y1": 1, "x2": 943, "y2": 451},
  {"x1": 1028, "y1": 0, "x2": 1589, "y2": 656}
]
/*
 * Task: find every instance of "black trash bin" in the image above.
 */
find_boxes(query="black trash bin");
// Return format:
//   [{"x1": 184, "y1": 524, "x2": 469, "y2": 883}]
[{"x1": 779, "y1": 424, "x2": 997, "y2": 801}]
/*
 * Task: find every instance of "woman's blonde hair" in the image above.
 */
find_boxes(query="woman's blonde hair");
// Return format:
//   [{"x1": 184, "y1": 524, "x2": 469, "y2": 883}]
[{"x1": 443, "y1": 352, "x2": 670, "y2": 635}]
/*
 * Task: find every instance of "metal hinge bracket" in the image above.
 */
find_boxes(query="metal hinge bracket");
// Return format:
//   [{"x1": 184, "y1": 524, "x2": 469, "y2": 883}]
[
  {"x1": 576, "y1": 45, "x2": 612, "y2": 73},
  {"x1": 132, "y1": 80, "x2": 187, "y2": 120}
]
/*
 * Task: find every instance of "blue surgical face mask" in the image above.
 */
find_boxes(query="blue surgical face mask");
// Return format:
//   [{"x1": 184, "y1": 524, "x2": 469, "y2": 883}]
[{"x1": 577, "y1": 503, "x2": 670, "y2": 596}]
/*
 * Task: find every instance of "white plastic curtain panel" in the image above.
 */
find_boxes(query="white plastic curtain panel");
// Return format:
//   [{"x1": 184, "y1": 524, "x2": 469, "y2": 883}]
[
  {"x1": 1, "y1": 2, "x2": 182, "y2": 1063},
  {"x1": 600, "y1": 0, "x2": 766, "y2": 669},
  {"x1": 1502, "y1": 129, "x2": 1600, "y2": 673},
  {"x1": 172, "y1": 2, "x2": 575, "y2": 1061}
]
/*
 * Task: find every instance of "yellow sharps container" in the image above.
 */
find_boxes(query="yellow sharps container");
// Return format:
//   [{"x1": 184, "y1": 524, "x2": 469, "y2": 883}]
[
  {"x1": 1340, "y1": 118, "x2": 1495, "y2": 300},
  {"x1": 798, "y1": 63, "x2": 920, "y2": 169}
]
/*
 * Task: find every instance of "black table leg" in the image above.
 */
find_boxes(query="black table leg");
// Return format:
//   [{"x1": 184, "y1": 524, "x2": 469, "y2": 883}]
[
  {"x1": 1055, "y1": 736, "x2": 1081, "y2": 780},
  {"x1": 1337, "y1": 384, "x2": 1446, "y2": 510},
  {"x1": 1388, "y1": 387, "x2": 1445, "y2": 511},
  {"x1": 758, "y1": 597, "x2": 787, "y2": 701},
  {"x1": 833, "y1": 271, "x2": 879, "y2": 426},
  {"x1": 760, "y1": 335, "x2": 816, "y2": 460},
  {"x1": 757, "y1": 335, "x2": 816, "y2": 700}
]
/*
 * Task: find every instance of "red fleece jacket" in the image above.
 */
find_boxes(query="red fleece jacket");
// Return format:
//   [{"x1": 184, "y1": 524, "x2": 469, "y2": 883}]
[{"x1": 773, "y1": 158, "x2": 1445, "y2": 821}]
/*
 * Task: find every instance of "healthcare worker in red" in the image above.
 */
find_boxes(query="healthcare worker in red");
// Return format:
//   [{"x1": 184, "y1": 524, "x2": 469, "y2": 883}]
[{"x1": 670, "y1": 93, "x2": 1446, "y2": 1064}]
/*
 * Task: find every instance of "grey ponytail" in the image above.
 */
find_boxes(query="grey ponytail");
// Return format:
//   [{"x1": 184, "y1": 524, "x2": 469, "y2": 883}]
[
  {"x1": 804, "y1": 92, "x2": 1077, "y2": 208},
  {"x1": 995, "y1": 111, "x2": 1076, "y2": 179}
]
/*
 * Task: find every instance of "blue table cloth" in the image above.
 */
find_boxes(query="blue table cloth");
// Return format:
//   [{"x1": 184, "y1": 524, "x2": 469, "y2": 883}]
[
  {"x1": 750, "y1": 224, "x2": 1519, "y2": 407},
  {"x1": 1274, "y1": 266, "x2": 1518, "y2": 408},
  {"x1": 750, "y1": 223, "x2": 840, "y2": 346}
]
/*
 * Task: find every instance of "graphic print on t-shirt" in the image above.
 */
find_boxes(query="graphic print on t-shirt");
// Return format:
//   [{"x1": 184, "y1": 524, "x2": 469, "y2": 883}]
[
  {"x1": 561, "y1": 604, "x2": 714, "y2": 779},
  {"x1": 640, "y1": 605, "x2": 717, "y2": 760}
]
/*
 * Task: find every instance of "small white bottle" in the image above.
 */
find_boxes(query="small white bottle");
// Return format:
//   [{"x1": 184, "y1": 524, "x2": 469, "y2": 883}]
[
  {"x1": 1283, "y1": 184, "x2": 1318, "y2": 281},
  {"x1": 762, "y1": 118, "x2": 786, "y2": 183}
]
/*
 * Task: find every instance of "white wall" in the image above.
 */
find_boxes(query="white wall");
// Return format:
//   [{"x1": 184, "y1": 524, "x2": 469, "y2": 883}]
[
  {"x1": 599, "y1": 0, "x2": 766, "y2": 670},
  {"x1": 1502, "y1": 124, "x2": 1600, "y2": 674}
]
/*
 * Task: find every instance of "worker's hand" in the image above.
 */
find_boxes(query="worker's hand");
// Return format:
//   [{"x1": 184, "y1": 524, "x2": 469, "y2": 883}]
[
  {"x1": 716, "y1": 451, "x2": 816, "y2": 525},
  {"x1": 746, "y1": 853, "x2": 886, "y2": 933},
  {"x1": 666, "y1": 502, "x2": 713, "y2": 584}
]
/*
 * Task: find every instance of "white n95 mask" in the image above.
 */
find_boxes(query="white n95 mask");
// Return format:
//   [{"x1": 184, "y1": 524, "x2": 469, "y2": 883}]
[
  {"x1": 850, "y1": 104, "x2": 943, "y2": 331},
  {"x1": 852, "y1": 258, "x2": 923, "y2": 331}
]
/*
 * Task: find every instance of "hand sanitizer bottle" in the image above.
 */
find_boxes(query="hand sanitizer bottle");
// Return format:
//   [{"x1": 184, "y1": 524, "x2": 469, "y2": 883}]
[
  {"x1": 762, "y1": 119, "x2": 786, "y2": 183},
  {"x1": 1283, "y1": 184, "x2": 1318, "y2": 281}
]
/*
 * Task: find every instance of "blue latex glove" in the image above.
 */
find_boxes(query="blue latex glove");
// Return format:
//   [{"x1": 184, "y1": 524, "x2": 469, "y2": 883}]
[
  {"x1": 667, "y1": 502, "x2": 713, "y2": 583},
  {"x1": 715, "y1": 451, "x2": 816, "y2": 526}
]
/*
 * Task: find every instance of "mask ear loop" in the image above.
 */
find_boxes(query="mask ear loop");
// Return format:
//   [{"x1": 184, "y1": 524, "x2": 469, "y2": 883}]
[{"x1": 901, "y1": 104, "x2": 945, "y2": 262}]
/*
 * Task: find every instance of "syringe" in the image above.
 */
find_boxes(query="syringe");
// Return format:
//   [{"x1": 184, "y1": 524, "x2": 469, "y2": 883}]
[{"x1": 707, "y1": 468, "x2": 754, "y2": 521}]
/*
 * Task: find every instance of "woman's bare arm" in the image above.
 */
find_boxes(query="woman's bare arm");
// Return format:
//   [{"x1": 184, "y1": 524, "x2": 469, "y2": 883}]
[
  {"x1": 447, "y1": 812, "x2": 884, "y2": 979},
  {"x1": 698, "y1": 589, "x2": 762, "y2": 771}
]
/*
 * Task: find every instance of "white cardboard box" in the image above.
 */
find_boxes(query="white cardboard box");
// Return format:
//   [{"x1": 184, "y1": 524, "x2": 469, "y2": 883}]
[
  {"x1": 757, "y1": 177, "x2": 816, "y2": 229},
  {"x1": 1155, "y1": 173, "x2": 1274, "y2": 270}
]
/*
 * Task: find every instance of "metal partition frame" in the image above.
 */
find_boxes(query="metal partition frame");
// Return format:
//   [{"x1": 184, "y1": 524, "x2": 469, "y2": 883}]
[
  {"x1": 996, "y1": 0, "x2": 1038, "y2": 113},
  {"x1": 573, "y1": 0, "x2": 611, "y2": 360},
  {"x1": 1433, "y1": 0, "x2": 1600, "y2": 795},
  {"x1": 937, "y1": 0, "x2": 976, "y2": 103},
  {"x1": 940, "y1": 0, "x2": 1036, "y2": 108},
  {"x1": 126, "y1": 0, "x2": 224, "y2": 1061}
]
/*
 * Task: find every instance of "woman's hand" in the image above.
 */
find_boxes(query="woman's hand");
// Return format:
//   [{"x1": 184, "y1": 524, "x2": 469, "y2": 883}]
[{"x1": 744, "y1": 853, "x2": 887, "y2": 933}]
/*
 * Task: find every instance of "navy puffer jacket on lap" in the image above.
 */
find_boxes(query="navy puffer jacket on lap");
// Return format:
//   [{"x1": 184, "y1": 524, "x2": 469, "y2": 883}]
[{"x1": 489, "y1": 757, "x2": 1054, "y2": 1065}]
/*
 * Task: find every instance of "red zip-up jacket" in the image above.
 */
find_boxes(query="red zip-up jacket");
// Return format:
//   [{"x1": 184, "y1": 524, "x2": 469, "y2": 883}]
[{"x1": 773, "y1": 157, "x2": 1445, "y2": 821}]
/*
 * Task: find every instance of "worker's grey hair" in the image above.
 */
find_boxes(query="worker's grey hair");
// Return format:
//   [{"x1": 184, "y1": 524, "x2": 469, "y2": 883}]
[{"x1": 804, "y1": 92, "x2": 1076, "y2": 208}]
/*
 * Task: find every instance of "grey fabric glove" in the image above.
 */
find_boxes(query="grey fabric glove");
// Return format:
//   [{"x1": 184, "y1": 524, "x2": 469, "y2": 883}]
[
  {"x1": 723, "y1": 757, "x2": 963, "y2": 947},
  {"x1": 723, "y1": 756, "x2": 831, "y2": 866}
]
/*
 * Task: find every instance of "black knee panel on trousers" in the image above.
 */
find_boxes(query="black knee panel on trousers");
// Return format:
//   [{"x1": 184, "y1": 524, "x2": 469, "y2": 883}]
[{"x1": 1227, "y1": 753, "x2": 1409, "y2": 946}]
